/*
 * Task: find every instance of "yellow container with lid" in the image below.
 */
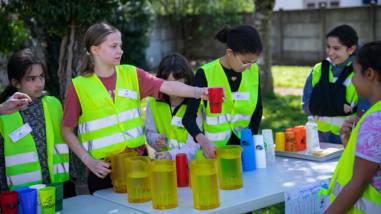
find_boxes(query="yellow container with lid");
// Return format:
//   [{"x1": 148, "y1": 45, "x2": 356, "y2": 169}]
[
  {"x1": 216, "y1": 145, "x2": 243, "y2": 190},
  {"x1": 190, "y1": 159, "x2": 219, "y2": 210},
  {"x1": 150, "y1": 160, "x2": 178, "y2": 209},
  {"x1": 125, "y1": 156, "x2": 151, "y2": 203}
]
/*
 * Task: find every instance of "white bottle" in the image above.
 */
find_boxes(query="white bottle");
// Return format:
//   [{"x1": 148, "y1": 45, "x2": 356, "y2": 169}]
[
  {"x1": 262, "y1": 129, "x2": 276, "y2": 165},
  {"x1": 253, "y1": 135, "x2": 267, "y2": 168},
  {"x1": 306, "y1": 116, "x2": 321, "y2": 153}
]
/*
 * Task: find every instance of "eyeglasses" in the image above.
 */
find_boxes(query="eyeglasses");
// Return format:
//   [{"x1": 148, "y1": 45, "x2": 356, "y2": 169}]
[{"x1": 232, "y1": 54, "x2": 257, "y2": 70}]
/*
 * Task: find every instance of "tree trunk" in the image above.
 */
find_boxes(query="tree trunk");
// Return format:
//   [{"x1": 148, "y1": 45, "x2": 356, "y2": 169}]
[
  {"x1": 57, "y1": 23, "x2": 85, "y2": 100},
  {"x1": 253, "y1": 0, "x2": 275, "y2": 95},
  {"x1": 56, "y1": 23, "x2": 88, "y2": 185}
]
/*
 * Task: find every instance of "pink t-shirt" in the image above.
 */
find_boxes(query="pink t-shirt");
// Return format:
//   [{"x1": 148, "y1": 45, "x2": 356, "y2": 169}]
[
  {"x1": 355, "y1": 111, "x2": 381, "y2": 193},
  {"x1": 62, "y1": 68, "x2": 164, "y2": 128}
]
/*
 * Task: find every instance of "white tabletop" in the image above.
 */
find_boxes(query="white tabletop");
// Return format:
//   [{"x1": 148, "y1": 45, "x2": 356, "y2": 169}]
[
  {"x1": 93, "y1": 157, "x2": 338, "y2": 214},
  {"x1": 62, "y1": 195, "x2": 145, "y2": 214}
]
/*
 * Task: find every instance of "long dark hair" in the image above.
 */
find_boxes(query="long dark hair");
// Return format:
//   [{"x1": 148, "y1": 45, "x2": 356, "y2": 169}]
[
  {"x1": 80, "y1": 22, "x2": 120, "y2": 76},
  {"x1": 0, "y1": 49, "x2": 45, "y2": 103},
  {"x1": 215, "y1": 25, "x2": 263, "y2": 54}
]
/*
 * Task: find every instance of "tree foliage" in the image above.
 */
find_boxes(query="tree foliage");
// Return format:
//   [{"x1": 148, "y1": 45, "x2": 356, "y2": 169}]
[
  {"x1": 150, "y1": 0, "x2": 254, "y2": 15},
  {"x1": 0, "y1": 3, "x2": 30, "y2": 55},
  {"x1": 3, "y1": 0, "x2": 152, "y2": 97}
]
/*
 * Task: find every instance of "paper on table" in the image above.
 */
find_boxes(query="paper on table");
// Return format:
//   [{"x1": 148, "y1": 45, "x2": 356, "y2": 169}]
[{"x1": 285, "y1": 180, "x2": 329, "y2": 214}]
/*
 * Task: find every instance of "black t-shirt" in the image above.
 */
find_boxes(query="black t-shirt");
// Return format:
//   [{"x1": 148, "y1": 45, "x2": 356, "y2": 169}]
[{"x1": 182, "y1": 64, "x2": 263, "y2": 145}]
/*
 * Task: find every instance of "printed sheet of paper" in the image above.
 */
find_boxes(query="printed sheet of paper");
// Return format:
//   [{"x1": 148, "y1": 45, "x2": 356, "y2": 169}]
[{"x1": 285, "y1": 180, "x2": 329, "y2": 214}]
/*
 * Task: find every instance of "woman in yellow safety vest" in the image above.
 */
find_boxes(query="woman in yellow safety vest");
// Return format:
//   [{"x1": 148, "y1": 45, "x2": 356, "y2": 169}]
[{"x1": 302, "y1": 25, "x2": 369, "y2": 144}]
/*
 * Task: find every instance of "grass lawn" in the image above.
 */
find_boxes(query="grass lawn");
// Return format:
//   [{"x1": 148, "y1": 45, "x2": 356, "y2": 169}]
[
  {"x1": 260, "y1": 94, "x2": 307, "y2": 132},
  {"x1": 272, "y1": 65, "x2": 311, "y2": 89}
]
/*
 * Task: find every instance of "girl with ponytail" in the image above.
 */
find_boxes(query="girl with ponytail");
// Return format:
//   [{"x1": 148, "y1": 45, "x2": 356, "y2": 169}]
[
  {"x1": 183, "y1": 25, "x2": 263, "y2": 159},
  {"x1": 62, "y1": 22, "x2": 208, "y2": 194}
]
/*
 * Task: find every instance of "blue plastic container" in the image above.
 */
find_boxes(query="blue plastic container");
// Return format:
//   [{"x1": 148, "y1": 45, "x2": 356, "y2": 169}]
[{"x1": 240, "y1": 128, "x2": 256, "y2": 171}]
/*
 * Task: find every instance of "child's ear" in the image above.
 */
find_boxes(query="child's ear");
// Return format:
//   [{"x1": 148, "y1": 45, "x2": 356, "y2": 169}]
[
  {"x1": 90, "y1": 45, "x2": 98, "y2": 56},
  {"x1": 366, "y1": 67, "x2": 378, "y2": 82},
  {"x1": 226, "y1": 48, "x2": 234, "y2": 56},
  {"x1": 348, "y1": 45, "x2": 357, "y2": 55},
  {"x1": 11, "y1": 79, "x2": 21, "y2": 90}
]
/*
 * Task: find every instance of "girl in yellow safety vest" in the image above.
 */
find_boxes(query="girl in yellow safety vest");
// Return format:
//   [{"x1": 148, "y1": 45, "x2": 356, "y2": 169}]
[
  {"x1": 62, "y1": 22, "x2": 207, "y2": 194},
  {"x1": 0, "y1": 49, "x2": 76, "y2": 198},
  {"x1": 302, "y1": 25, "x2": 369, "y2": 144},
  {"x1": 183, "y1": 25, "x2": 263, "y2": 159},
  {"x1": 324, "y1": 41, "x2": 381, "y2": 213},
  {"x1": 146, "y1": 53, "x2": 201, "y2": 161}
]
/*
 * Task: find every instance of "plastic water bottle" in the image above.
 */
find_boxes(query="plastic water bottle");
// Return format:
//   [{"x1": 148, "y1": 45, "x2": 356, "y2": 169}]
[{"x1": 306, "y1": 116, "x2": 320, "y2": 153}]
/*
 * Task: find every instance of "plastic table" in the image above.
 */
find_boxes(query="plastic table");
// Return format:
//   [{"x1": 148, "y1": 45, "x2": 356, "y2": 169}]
[
  {"x1": 93, "y1": 157, "x2": 337, "y2": 213},
  {"x1": 62, "y1": 195, "x2": 145, "y2": 214}
]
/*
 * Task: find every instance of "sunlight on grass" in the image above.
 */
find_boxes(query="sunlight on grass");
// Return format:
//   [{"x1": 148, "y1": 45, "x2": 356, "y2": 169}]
[
  {"x1": 272, "y1": 65, "x2": 311, "y2": 89},
  {"x1": 260, "y1": 94, "x2": 307, "y2": 132}
]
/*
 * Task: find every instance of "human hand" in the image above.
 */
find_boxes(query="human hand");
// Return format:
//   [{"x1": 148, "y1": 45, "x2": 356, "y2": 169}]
[
  {"x1": 196, "y1": 134, "x2": 216, "y2": 159},
  {"x1": 343, "y1": 104, "x2": 353, "y2": 114},
  {"x1": 340, "y1": 117, "x2": 359, "y2": 146},
  {"x1": 155, "y1": 134, "x2": 167, "y2": 149},
  {"x1": 81, "y1": 153, "x2": 111, "y2": 178},
  {"x1": 0, "y1": 92, "x2": 32, "y2": 114},
  {"x1": 155, "y1": 152, "x2": 171, "y2": 160},
  {"x1": 194, "y1": 87, "x2": 208, "y2": 100}
]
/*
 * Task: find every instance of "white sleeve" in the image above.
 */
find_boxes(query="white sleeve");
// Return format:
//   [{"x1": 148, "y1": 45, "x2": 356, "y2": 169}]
[{"x1": 145, "y1": 101, "x2": 161, "y2": 151}]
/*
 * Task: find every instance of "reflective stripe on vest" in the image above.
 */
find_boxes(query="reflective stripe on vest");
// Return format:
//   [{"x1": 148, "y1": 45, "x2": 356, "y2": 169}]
[
  {"x1": 148, "y1": 98, "x2": 188, "y2": 151},
  {"x1": 315, "y1": 115, "x2": 355, "y2": 135},
  {"x1": 205, "y1": 130, "x2": 232, "y2": 142},
  {"x1": 5, "y1": 152, "x2": 38, "y2": 167},
  {"x1": 328, "y1": 100, "x2": 381, "y2": 213},
  {"x1": 202, "y1": 59, "x2": 259, "y2": 146},
  {"x1": 7, "y1": 171, "x2": 42, "y2": 187},
  {"x1": 78, "y1": 108, "x2": 140, "y2": 134},
  {"x1": 205, "y1": 114, "x2": 231, "y2": 125},
  {"x1": 311, "y1": 61, "x2": 358, "y2": 136},
  {"x1": 315, "y1": 115, "x2": 353, "y2": 127},
  {"x1": 1, "y1": 96, "x2": 69, "y2": 189},
  {"x1": 73, "y1": 65, "x2": 145, "y2": 159},
  {"x1": 81, "y1": 127, "x2": 143, "y2": 151}
]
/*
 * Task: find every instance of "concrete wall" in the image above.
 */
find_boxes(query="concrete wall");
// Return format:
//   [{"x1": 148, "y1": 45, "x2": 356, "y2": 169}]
[
  {"x1": 146, "y1": 5, "x2": 381, "y2": 68},
  {"x1": 272, "y1": 5, "x2": 381, "y2": 65},
  {"x1": 145, "y1": 16, "x2": 181, "y2": 70}
]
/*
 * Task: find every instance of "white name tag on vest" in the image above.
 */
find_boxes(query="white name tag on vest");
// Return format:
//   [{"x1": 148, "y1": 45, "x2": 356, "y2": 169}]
[
  {"x1": 118, "y1": 89, "x2": 137, "y2": 99},
  {"x1": 232, "y1": 92, "x2": 249, "y2": 101},
  {"x1": 9, "y1": 123, "x2": 32, "y2": 143},
  {"x1": 171, "y1": 116, "x2": 184, "y2": 127}
]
